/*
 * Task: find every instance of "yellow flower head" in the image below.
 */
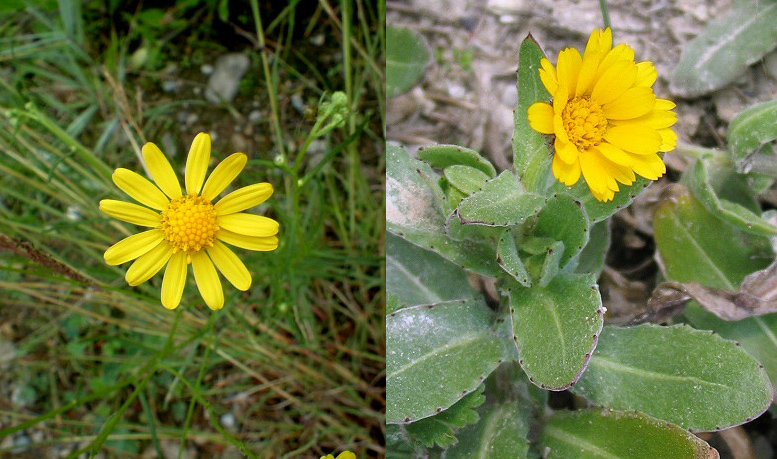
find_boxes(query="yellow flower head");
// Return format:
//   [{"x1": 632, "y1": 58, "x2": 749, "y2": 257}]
[
  {"x1": 527, "y1": 28, "x2": 677, "y2": 202},
  {"x1": 320, "y1": 452, "x2": 355, "y2": 459},
  {"x1": 99, "y1": 132, "x2": 279, "y2": 310}
]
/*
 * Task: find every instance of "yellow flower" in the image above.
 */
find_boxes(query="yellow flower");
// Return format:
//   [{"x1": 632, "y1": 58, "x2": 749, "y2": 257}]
[
  {"x1": 527, "y1": 28, "x2": 677, "y2": 202},
  {"x1": 99, "y1": 132, "x2": 279, "y2": 310},
  {"x1": 320, "y1": 452, "x2": 355, "y2": 459}
]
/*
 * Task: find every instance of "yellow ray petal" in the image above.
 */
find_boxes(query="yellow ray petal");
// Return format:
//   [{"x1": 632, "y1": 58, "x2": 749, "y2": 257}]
[
  {"x1": 207, "y1": 241, "x2": 252, "y2": 291},
  {"x1": 591, "y1": 60, "x2": 636, "y2": 105},
  {"x1": 589, "y1": 186, "x2": 615, "y2": 202},
  {"x1": 584, "y1": 28, "x2": 612, "y2": 60},
  {"x1": 597, "y1": 43, "x2": 635, "y2": 77},
  {"x1": 609, "y1": 109, "x2": 677, "y2": 130},
  {"x1": 218, "y1": 213, "x2": 279, "y2": 237},
  {"x1": 191, "y1": 251, "x2": 224, "y2": 310},
  {"x1": 201, "y1": 152, "x2": 248, "y2": 201},
  {"x1": 601, "y1": 155, "x2": 636, "y2": 185},
  {"x1": 575, "y1": 50, "x2": 603, "y2": 97},
  {"x1": 655, "y1": 99, "x2": 676, "y2": 111},
  {"x1": 125, "y1": 242, "x2": 173, "y2": 286},
  {"x1": 556, "y1": 48, "x2": 582, "y2": 99},
  {"x1": 591, "y1": 142, "x2": 633, "y2": 167},
  {"x1": 635, "y1": 61, "x2": 657, "y2": 87},
  {"x1": 625, "y1": 152, "x2": 666, "y2": 180},
  {"x1": 659, "y1": 129, "x2": 678, "y2": 152},
  {"x1": 554, "y1": 137, "x2": 579, "y2": 165},
  {"x1": 580, "y1": 150, "x2": 613, "y2": 195},
  {"x1": 551, "y1": 154, "x2": 581, "y2": 186},
  {"x1": 528, "y1": 103, "x2": 555, "y2": 134},
  {"x1": 185, "y1": 132, "x2": 211, "y2": 196},
  {"x1": 539, "y1": 58, "x2": 558, "y2": 95},
  {"x1": 104, "y1": 229, "x2": 165, "y2": 266},
  {"x1": 604, "y1": 124, "x2": 662, "y2": 155},
  {"x1": 161, "y1": 252, "x2": 188, "y2": 310},
  {"x1": 553, "y1": 86, "x2": 569, "y2": 143},
  {"x1": 142, "y1": 142, "x2": 182, "y2": 199},
  {"x1": 99, "y1": 199, "x2": 161, "y2": 227},
  {"x1": 113, "y1": 168, "x2": 170, "y2": 210},
  {"x1": 602, "y1": 86, "x2": 656, "y2": 120},
  {"x1": 215, "y1": 183, "x2": 274, "y2": 215},
  {"x1": 217, "y1": 229, "x2": 279, "y2": 252}
]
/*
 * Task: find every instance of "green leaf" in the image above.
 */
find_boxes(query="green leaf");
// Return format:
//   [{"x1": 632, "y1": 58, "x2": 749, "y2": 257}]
[
  {"x1": 686, "y1": 160, "x2": 777, "y2": 236},
  {"x1": 575, "y1": 220, "x2": 610, "y2": 277},
  {"x1": 456, "y1": 171, "x2": 545, "y2": 226},
  {"x1": 387, "y1": 298, "x2": 507, "y2": 424},
  {"x1": 387, "y1": 144, "x2": 502, "y2": 277},
  {"x1": 497, "y1": 230, "x2": 531, "y2": 287},
  {"x1": 418, "y1": 145, "x2": 497, "y2": 178},
  {"x1": 684, "y1": 303, "x2": 777, "y2": 393},
  {"x1": 529, "y1": 193, "x2": 590, "y2": 269},
  {"x1": 387, "y1": 425, "x2": 427, "y2": 458},
  {"x1": 442, "y1": 400, "x2": 530, "y2": 458},
  {"x1": 387, "y1": 233, "x2": 476, "y2": 311},
  {"x1": 444, "y1": 165, "x2": 490, "y2": 195},
  {"x1": 669, "y1": 0, "x2": 777, "y2": 97},
  {"x1": 540, "y1": 409, "x2": 718, "y2": 458},
  {"x1": 404, "y1": 385, "x2": 485, "y2": 449},
  {"x1": 549, "y1": 175, "x2": 650, "y2": 223},
  {"x1": 443, "y1": 363, "x2": 543, "y2": 458},
  {"x1": 512, "y1": 35, "x2": 552, "y2": 193},
  {"x1": 508, "y1": 273, "x2": 604, "y2": 389},
  {"x1": 387, "y1": 27, "x2": 429, "y2": 97},
  {"x1": 729, "y1": 99, "x2": 777, "y2": 166},
  {"x1": 517, "y1": 238, "x2": 563, "y2": 287},
  {"x1": 573, "y1": 324, "x2": 773, "y2": 431},
  {"x1": 653, "y1": 185, "x2": 772, "y2": 290}
]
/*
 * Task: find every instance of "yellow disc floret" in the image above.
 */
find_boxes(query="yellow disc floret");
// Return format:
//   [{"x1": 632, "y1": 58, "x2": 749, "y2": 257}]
[
  {"x1": 160, "y1": 195, "x2": 219, "y2": 253},
  {"x1": 561, "y1": 96, "x2": 608, "y2": 151}
]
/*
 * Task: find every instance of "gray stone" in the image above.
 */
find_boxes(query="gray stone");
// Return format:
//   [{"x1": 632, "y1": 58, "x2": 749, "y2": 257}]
[
  {"x1": 248, "y1": 110, "x2": 263, "y2": 123},
  {"x1": 205, "y1": 53, "x2": 250, "y2": 103},
  {"x1": 713, "y1": 86, "x2": 746, "y2": 123}
]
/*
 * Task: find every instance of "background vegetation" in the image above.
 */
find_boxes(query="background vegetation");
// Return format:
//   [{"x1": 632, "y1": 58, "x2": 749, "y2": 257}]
[{"x1": 0, "y1": 0, "x2": 385, "y2": 457}]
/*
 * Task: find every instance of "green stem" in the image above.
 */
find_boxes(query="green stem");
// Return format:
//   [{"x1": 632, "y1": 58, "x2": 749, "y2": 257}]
[
  {"x1": 178, "y1": 311, "x2": 219, "y2": 459},
  {"x1": 342, "y1": 0, "x2": 358, "y2": 248},
  {"x1": 249, "y1": 0, "x2": 285, "y2": 157},
  {"x1": 598, "y1": 0, "x2": 612, "y2": 30}
]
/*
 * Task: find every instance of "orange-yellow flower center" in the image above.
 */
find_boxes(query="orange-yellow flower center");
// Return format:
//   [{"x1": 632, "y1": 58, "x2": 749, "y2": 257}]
[
  {"x1": 561, "y1": 96, "x2": 608, "y2": 151},
  {"x1": 160, "y1": 195, "x2": 219, "y2": 253}
]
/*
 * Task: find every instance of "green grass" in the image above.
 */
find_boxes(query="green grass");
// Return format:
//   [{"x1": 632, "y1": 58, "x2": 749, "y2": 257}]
[{"x1": 0, "y1": 0, "x2": 384, "y2": 457}]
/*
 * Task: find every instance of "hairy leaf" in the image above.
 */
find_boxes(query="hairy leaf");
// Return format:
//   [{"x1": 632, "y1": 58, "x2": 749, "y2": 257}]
[
  {"x1": 573, "y1": 324, "x2": 773, "y2": 431},
  {"x1": 540, "y1": 409, "x2": 719, "y2": 458},
  {"x1": 508, "y1": 273, "x2": 604, "y2": 389},
  {"x1": 670, "y1": 0, "x2": 777, "y2": 97},
  {"x1": 387, "y1": 299, "x2": 506, "y2": 424}
]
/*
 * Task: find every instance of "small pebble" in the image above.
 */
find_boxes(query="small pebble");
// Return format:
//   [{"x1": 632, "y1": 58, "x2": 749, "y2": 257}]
[
  {"x1": 309, "y1": 34, "x2": 325, "y2": 46},
  {"x1": 248, "y1": 110, "x2": 263, "y2": 123},
  {"x1": 201, "y1": 64, "x2": 214, "y2": 75},
  {"x1": 220, "y1": 413, "x2": 237, "y2": 432},
  {"x1": 291, "y1": 94, "x2": 306, "y2": 114},
  {"x1": 162, "y1": 80, "x2": 180, "y2": 92}
]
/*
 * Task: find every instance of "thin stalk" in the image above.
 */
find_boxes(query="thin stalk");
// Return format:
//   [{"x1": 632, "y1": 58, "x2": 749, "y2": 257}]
[
  {"x1": 249, "y1": 0, "x2": 285, "y2": 157},
  {"x1": 598, "y1": 0, "x2": 612, "y2": 30}
]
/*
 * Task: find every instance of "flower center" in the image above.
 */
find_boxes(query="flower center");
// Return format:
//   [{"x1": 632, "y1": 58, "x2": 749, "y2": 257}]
[
  {"x1": 160, "y1": 195, "x2": 219, "y2": 253},
  {"x1": 561, "y1": 96, "x2": 608, "y2": 150}
]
